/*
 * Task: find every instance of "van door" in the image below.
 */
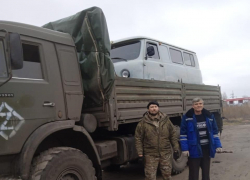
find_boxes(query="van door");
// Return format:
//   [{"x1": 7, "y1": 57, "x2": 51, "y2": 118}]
[
  {"x1": 163, "y1": 46, "x2": 188, "y2": 83},
  {"x1": 143, "y1": 41, "x2": 165, "y2": 81},
  {"x1": 159, "y1": 44, "x2": 177, "y2": 82},
  {"x1": 183, "y1": 52, "x2": 202, "y2": 84},
  {"x1": 0, "y1": 36, "x2": 65, "y2": 154}
]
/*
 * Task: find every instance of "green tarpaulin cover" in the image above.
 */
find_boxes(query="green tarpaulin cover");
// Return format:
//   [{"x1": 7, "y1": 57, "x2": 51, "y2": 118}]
[{"x1": 43, "y1": 7, "x2": 115, "y2": 107}]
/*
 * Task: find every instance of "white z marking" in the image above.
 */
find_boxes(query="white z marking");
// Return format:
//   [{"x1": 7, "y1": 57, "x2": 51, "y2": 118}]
[{"x1": 0, "y1": 102, "x2": 25, "y2": 140}]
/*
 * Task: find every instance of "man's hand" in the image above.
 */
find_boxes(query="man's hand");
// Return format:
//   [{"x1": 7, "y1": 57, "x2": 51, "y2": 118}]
[
  {"x1": 139, "y1": 154, "x2": 143, "y2": 157},
  {"x1": 216, "y1": 148, "x2": 223, "y2": 153},
  {"x1": 182, "y1": 151, "x2": 189, "y2": 157},
  {"x1": 173, "y1": 150, "x2": 179, "y2": 160}
]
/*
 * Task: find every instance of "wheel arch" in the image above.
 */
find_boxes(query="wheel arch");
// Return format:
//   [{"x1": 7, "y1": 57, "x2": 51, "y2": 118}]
[{"x1": 18, "y1": 121, "x2": 101, "y2": 180}]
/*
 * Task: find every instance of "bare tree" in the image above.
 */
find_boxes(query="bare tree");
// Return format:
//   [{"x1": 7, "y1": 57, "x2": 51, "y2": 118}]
[{"x1": 222, "y1": 92, "x2": 228, "y2": 100}]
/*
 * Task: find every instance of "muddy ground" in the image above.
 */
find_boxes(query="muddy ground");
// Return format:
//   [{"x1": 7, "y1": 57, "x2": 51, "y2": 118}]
[{"x1": 103, "y1": 124, "x2": 250, "y2": 180}]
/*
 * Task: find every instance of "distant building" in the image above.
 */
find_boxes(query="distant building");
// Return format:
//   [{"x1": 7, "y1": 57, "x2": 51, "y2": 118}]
[{"x1": 224, "y1": 97, "x2": 250, "y2": 105}]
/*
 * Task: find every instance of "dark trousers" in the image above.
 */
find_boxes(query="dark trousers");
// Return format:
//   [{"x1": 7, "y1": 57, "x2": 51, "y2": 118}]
[{"x1": 188, "y1": 146, "x2": 211, "y2": 180}]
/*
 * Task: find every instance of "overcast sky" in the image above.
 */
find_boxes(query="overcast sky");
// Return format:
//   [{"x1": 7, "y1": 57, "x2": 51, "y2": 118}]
[{"x1": 1, "y1": 0, "x2": 249, "y2": 98}]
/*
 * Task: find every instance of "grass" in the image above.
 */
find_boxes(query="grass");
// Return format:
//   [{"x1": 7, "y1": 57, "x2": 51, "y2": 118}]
[{"x1": 222, "y1": 102, "x2": 250, "y2": 125}]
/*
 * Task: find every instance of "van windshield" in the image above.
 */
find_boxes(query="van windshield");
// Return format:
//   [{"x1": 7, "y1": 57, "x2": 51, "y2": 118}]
[
  {"x1": 0, "y1": 40, "x2": 8, "y2": 78},
  {"x1": 111, "y1": 41, "x2": 141, "y2": 63}
]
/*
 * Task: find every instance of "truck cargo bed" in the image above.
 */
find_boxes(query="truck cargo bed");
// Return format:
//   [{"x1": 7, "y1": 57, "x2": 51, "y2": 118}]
[{"x1": 83, "y1": 77, "x2": 222, "y2": 130}]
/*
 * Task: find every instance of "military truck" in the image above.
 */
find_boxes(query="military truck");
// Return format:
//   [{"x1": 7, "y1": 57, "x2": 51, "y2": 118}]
[{"x1": 0, "y1": 7, "x2": 222, "y2": 180}]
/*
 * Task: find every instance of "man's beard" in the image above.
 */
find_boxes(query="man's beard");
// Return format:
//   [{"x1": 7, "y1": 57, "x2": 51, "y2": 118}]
[{"x1": 149, "y1": 111, "x2": 159, "y2": 116}]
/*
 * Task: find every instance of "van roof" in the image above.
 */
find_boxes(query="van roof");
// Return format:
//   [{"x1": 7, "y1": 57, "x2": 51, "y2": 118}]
[
  {"x1": 0, "y1": 21, "x2": 75, "y2": 46},
  {"x1": 111, "y1": 36, "x2": 195, "y2": 53}
]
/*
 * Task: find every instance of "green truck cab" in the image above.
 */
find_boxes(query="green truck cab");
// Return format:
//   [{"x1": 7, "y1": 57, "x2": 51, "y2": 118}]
[{"x1": 0, "y1": 7, "x2": 223, "y2": 180}]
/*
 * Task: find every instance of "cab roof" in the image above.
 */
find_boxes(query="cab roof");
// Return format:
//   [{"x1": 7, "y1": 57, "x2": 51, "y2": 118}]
[
  {"x1": 0, "y1": 21, "x2": 75, "y2": 46},
  {"x1": 111, "y1": 36, "x2": 195, "y2": 53}
]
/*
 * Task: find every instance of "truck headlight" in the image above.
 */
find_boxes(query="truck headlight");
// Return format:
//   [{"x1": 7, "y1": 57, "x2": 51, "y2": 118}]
[{"x1": 121, "y1": 70, "x2": 130, "y2": 78}]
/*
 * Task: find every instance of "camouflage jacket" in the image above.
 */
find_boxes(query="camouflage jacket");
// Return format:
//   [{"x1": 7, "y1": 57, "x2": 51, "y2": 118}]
[{"x1": 135, "y1": 111, "x2": 179, "y2": 157}]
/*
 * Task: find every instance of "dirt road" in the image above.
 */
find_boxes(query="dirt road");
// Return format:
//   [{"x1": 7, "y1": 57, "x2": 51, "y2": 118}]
[{"x1": 103, "y1": 124, "x2": 250, "y2": 180}]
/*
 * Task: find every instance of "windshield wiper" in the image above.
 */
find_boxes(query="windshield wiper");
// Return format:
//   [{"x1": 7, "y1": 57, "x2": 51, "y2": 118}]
[{"x1": 111, "y1": 57, "x2": 127, "y2": 62}]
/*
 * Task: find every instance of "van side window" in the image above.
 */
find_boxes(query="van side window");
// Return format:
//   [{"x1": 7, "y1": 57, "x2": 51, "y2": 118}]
[
  {"x1": 146, "y1": 43, "x2": 160, "y2": 59},
  {"x1": 0, "y1": 40, "x2": 7, "y2": 78},
  {"x1": 159, "y1": 45, "x2": 171, "y2": 62},
  {"x1": 169, "y1": 48, "x2": 183, "y2": 64},
  {"x1": 13, "y1": 43, "x2": 43, "y2": 79},
  {"x1": 183, "y1": 52, "x2": 195, "y2": 67}
]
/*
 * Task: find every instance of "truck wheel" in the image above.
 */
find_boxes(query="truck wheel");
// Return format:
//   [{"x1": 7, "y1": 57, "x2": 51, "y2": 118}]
[
  {"x1": 29, "y1": 147, "x2": 96, "y2": 180},
  {"x1": 172, "y1": 126, "x2": 188, "y2": 174},
  {"x1": 172, "y1": 150, "x2": 188, "y2": 174}
]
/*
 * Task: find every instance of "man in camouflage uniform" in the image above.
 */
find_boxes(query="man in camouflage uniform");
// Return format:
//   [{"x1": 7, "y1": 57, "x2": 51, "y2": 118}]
[{"x1": 135, "y1": 101, "x2": 180, "y2": 180}]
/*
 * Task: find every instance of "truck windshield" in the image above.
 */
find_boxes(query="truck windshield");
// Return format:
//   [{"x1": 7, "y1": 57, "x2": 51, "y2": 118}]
[
  {"x1": 111, "y1": 41, "x2": 141, "y2": 63},
  {"x1": 0, "y1": 40, "x2": 8, "y2": 78}
]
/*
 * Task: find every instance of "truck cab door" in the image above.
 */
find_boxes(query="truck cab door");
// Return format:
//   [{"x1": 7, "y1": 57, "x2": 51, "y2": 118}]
[
  {"x1": 0, "y1": 39, "x2": 8, "y2": 81},
  {"x1": 0, "y1": 36, "x2": 65, "y2": 155},
  {"x1": 143, "y1": 41, "x2": 165, "y2": 81}
]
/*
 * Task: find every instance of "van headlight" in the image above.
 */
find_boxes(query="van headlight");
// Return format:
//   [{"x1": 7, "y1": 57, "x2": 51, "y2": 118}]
[{"x1": 121, "y1": 70, "x2": 130, "y2": 78}]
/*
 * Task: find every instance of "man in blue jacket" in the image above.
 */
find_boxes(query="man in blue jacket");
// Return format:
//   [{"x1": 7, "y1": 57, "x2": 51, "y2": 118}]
[{"x1": 180, "y1": 97, "x2": 222, "y2": 180}]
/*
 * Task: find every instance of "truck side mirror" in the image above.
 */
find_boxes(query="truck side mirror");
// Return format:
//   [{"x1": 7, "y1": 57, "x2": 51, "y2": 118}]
[
  {"x1": 9, "y1": 33, "x2": 23, "y2": 70},
  {"x1": 147, "y1": 46, "x2": 155, "y2": 57}
]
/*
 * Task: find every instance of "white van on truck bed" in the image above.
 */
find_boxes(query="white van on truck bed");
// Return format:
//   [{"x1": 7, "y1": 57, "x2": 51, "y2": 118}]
[{"x1": 111, "y1": 36, "x2": 203, "y2": 84}]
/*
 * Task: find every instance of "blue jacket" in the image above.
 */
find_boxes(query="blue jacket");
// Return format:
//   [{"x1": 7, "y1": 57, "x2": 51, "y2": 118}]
[{"x1": 180, "y1": 108, "x2": 222, "y2": 158}]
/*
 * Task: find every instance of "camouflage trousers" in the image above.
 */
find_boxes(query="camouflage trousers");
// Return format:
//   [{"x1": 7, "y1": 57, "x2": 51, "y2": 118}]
[{"x1": 144, "y1": 154, "x2": 172, "y2": 180}]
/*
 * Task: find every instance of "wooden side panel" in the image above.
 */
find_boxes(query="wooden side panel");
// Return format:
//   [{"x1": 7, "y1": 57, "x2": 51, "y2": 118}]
[
  {"x1": 83, "y1": 77, "x2": 222, "y2": 130},
  {"x1": 184, "y1": 83, "x2": 221, "y2": 112},
  {"x1": 114, "y1": 77, "x2": 183, "y2": 124}
]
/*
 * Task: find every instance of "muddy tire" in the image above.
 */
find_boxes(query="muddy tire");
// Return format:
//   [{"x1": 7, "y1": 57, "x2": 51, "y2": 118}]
[
  {"x1": 172, "y1": 126, "x2": 188, "y2": 174},
  {"x1": 172, "y1": 150, "x2": 188, "y2": 174},
  {"x1": 29, "y1": 147, "x2": 96, "y2": 180}
]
